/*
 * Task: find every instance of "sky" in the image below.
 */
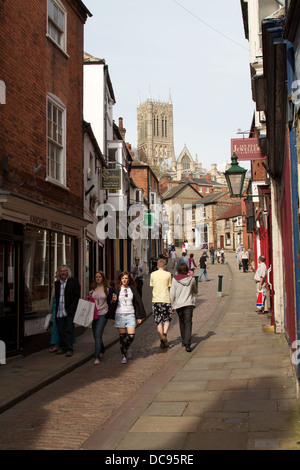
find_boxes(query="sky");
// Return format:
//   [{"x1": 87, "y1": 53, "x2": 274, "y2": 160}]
[{"x1": 83, "y1": 0, "x2": 253, "y2": 172}]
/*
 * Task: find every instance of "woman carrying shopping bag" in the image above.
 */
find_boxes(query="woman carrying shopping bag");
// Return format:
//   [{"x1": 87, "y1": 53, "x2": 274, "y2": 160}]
[
  {"x1": 108, "y1": 271, "x2": 146, "y2": 364},
  {"x1": 89, "y1": 271, "x2": 112, "y2": 365}
]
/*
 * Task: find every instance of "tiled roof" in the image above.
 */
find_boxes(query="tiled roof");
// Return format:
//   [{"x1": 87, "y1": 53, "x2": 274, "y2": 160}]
[{"x1": 217, "y1": 203, "x2": 242, "y2": 220}]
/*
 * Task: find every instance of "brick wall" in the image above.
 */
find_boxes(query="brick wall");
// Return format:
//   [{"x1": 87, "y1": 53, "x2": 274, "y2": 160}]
[
  {"x1": 130, "y1": 164, "x2": 160, "y2": 197},
  {"x1": 0, "y1": 0, "x2": 86, "y2": 216}
]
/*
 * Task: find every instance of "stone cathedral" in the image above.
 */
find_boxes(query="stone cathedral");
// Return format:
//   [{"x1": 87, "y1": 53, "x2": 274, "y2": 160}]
[{"x1": 137, "y1": 91, "x2": 202, "y2": 179}]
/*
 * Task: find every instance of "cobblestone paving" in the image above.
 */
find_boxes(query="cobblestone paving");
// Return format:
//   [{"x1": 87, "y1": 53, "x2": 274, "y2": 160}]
[{"x1": 0, "y1": 258, "x2": 228, "y2": 450}]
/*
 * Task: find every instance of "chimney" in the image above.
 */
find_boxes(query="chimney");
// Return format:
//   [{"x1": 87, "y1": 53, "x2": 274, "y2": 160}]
[{"x1": 119, "y1": 117, "x2": 126, "y2": 140}]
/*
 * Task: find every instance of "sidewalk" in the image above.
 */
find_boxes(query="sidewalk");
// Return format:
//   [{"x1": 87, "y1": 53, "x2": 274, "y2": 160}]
[
  {"x1": 82, "y1": 251, "x2": 300, "y2": 451},
  {"x1": 0, "y1": 269, "x2": 156, "y2": 414}
]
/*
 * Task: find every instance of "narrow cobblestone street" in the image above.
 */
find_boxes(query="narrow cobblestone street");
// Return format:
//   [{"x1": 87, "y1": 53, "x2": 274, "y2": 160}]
[
  {"x1": 0, "y1": 251, "x2": 227, "y2": 450},
  {"x1": 1, "y1": 251, "x2": 299, "y2": 451}
]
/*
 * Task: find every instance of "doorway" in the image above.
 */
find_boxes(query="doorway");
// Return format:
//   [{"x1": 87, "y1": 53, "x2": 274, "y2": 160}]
[{"x1": 0, "y1": 241, "x2": 22, "y2": 355}]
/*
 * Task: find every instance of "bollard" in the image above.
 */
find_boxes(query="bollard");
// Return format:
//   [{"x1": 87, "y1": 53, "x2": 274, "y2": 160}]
[{"x1": 218, "y1": 275, "x2": 223, "y2": 297}]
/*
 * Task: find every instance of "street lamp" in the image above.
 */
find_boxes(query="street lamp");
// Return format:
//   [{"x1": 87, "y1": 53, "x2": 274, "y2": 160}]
[{"x1": 225, "y1": 153, "x2": 247, "y2": 197}]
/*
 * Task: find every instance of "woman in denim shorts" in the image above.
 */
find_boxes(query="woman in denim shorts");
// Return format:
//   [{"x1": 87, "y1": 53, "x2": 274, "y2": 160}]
[{"x1": 108, "y1": 271, "x2": 146, "y2": 364}]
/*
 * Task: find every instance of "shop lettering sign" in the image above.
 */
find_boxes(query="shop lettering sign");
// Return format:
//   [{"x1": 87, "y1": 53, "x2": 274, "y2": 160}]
[{"x1": 29, "y1": 215, "x2": 62, "y2": 231}]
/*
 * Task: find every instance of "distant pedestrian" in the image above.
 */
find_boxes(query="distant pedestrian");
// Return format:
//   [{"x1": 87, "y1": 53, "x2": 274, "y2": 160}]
[
  {"x1": 198, "y1": 252, "x2": 209, "y2": 282},
  {"x1": 254, "y1": 255, "x2": 268, "y2": 314},
  {"x1": 209, "y1": 247, "x2": 215, "y2": 264},
  {"x1": 177, "y1": 252, "x2": 189, "y2": 270},
  {"x1": 130, "y1": 256, "x2": 144, "y2": 297},
  {"x1": 188, "y1": 253, "x2": 197, "y2": 273},
  {"x1": 108, "y1": 271, "x2": 146, "y2": 364},
  {"x1": 216, "y1": 249, "x2": 221, "y2": 263},
  {"x1": 150, "y1": 258, "x2": 173, "y2": 350},
  {"x1": 182, "y1": 242, "x2": 187, "y2": 255},
  {"x1": 54, "y1": 265, "x2": 80, "y2": 357},
  {"x1": 220, "y1": 248, "x2": 225, "y2": 264},
  {"x1": 248, "y1": 248, "x2": 255, "y2": 272},
  {"x1": 241, "y1": 247, "x2": 249, "y2": 273},
  {"x1": 170, "y1": 262, "x2": 197, "y2": 352},
  {"x1": 170, "y1": 248, "x2": 177, "y2": 269}
]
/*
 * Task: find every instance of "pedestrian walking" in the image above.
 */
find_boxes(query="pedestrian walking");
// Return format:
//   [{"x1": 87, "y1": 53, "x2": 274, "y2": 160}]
[
  {"x1": 170, "y1": 248, "x2": 177, "y2": 269},
  {"x1": 254, "y1": 255, "x2": 268, "y2": 314},
  {"x1": 209, "y1": 247, "x2": 215, "y2": 264},
  {"x1": 177, "y1": 252, "x2": 189, "y2": 270},
  {"x1": 188, "y1": 253, "x2": 197, "y2": 273},
  {"x1": 48, "y1": 288, "x2": 76, "y2": 353},
  {"x1": 108, "y1": 271, "x2": 146, "y2": 364},
  {"x1": 54, "y1": 265, "x2": 80, "y2": 357},
  {"x1": 220, "y1": 248, "x2": 225, "y2": 264},
  {"x1": 130, "y1": 256, "x2": 144, "y2": 297},
  {"x1": 198, "y1": 252, "x2": 209, "y2": 282},
  {"x1": 241, "y1": 247, "x2": 249, "y2": 273},
  {"x1": 89, "y1": 271, "x2": 112, "y2": 365},
  {"x1": 216, "y1": 249, "x2": 221, "y2": 263},
  {"x1": 150, "y1": 258, "x2": 173, "y2": 350},
  {"x1": 170, "y1": 262, "x2": 198, "y2": 352}
]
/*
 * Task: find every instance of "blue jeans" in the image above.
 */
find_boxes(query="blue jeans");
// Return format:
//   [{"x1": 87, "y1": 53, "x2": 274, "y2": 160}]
[
  {"x1": 198, "y1": 268, "x2": 208, "y2": 281},
  {"x1": 92, "y1": 315, "x2": 108, "y2": 359}
]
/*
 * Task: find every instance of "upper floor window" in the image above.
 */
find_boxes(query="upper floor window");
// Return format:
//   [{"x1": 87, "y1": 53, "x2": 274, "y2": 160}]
[
  {"x1": 47, "y1": 0, "x2": 67, "y2": 52},
  {"x1": 47, "y1": 94, "x2": 66, "y2": 186}
]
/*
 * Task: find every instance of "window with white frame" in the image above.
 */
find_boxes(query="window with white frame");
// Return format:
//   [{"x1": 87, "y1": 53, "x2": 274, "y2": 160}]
[
  {"x1": 47, "y1": 0, "x2": 67, "y2": 52},
  {"x1": 47, "y1": 94, "x2": 66, "y2": 185}
]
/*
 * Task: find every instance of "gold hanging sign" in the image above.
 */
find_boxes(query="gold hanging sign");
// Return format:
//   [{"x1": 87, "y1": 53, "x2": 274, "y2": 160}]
[{"x1": 100, "y1": 169, "x2": 121, "y2": 190}]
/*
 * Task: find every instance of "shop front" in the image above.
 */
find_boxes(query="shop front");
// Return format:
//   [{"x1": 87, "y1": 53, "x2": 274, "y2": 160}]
[{"x1": 0, "y1": 194, "x2": 87, "y2": 356}]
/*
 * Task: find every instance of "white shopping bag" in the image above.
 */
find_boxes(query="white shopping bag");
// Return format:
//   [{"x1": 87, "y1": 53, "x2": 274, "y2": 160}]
[{"x1": 73, "y1": 299, "x2": 95, "y2": 328}]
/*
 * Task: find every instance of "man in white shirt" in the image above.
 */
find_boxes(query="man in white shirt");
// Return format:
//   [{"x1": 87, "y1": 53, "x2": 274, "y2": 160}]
[{"x1": 254, "y1": 255, "x2": 268, "y2": 313}]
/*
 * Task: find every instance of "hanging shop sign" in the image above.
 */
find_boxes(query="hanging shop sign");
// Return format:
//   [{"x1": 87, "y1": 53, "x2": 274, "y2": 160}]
[
  {"x1": 100, "y1": 169, "x2": 121, "y2": 190},
  {"x1": 231, "y1": 138, "x2": 267, "y2": 161}
]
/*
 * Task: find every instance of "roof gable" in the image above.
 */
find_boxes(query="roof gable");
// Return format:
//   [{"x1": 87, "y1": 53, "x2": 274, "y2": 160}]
[{"x1": 163, "y1": 183, "x2": 202, "y2": 201}]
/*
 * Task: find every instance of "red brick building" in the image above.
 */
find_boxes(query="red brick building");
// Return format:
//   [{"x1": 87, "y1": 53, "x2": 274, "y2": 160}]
[{"x1": 0, "y1": 0, "x2": 91, "y2": 354}]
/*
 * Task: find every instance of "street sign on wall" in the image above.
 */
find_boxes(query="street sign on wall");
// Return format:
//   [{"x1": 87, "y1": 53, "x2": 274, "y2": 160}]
[{"x1": 143, "y1": 212, "x2": 154, "y2": 229}]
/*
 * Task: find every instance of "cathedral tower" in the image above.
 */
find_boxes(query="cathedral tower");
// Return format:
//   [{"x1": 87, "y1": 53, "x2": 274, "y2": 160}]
[{"x1": 137, "y1": 90, "x2": 176, "y2": 172}]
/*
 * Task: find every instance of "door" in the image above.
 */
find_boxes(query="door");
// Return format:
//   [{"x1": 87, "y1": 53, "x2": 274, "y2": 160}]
[
  {"x1": 0, "y1": 241, "x2": 21, "y2": 355},
  {"x1": 220, "y1": 235, "x2": 224, "y2": 249}
]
